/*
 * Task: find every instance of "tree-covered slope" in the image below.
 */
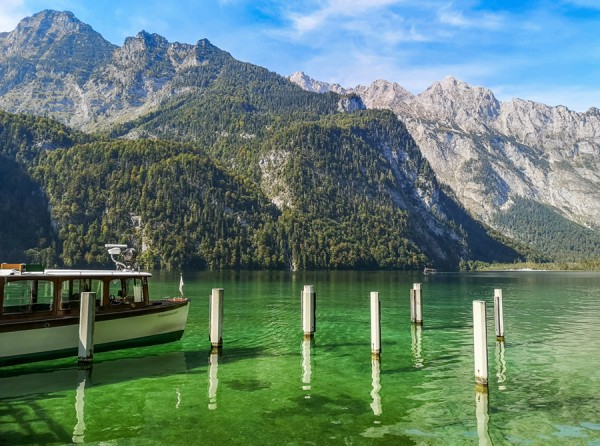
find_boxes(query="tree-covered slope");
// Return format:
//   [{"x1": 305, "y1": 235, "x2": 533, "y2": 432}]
[
  {"x1": 34, "y1": 139, "x2": 281, "y2": 269},
  {"x1": 107, "y1": 56, "x2": 343, "y2": 178},
  {"x1": 1, "y1": 105, "x2": 523, "y2": 271},
  {"x1": 493, "y1": 197, "x2": 600, "y2": 262},
  {"x1": 0, "y1": 110, "x2": 92, "y2": 263}
]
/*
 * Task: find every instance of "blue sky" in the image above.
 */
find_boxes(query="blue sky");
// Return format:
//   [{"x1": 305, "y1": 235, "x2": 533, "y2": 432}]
[{"x1": 1, "y1": 0, "x2": 600, "y2": 112}]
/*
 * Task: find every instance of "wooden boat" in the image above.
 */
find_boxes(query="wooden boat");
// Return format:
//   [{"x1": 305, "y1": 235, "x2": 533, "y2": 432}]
[{"x1": 0, "y1": 244, "x2": 190, "y2": 366}]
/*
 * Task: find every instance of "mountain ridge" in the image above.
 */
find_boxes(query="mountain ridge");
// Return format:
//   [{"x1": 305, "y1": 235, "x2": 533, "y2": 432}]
[
  {"x1": 290, "y1": 71, "x2": 600, "y2": 260},
  {"x1": 0, "y1": 10, "x2": 239, "y2": 130}
]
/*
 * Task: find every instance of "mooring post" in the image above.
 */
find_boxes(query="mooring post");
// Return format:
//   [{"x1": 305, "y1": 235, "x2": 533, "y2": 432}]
[
  {"x1": 473, "y1": 300, "x2": 489, "y2": 390},
  {"x1": 301, "y1": 285, "x2": 316, "y2": 339},
  {"x1": 209, "y1": 288, "x2": 224, "y2": 350},
  {"x1": 413, "y1": 283, "x2": 423, "y2": 325},
  {"x1": 410, "y1": 287, "x2": 415, "y2": 323},
  {"x1": 494, "y1": 288, "x2": 505, "y2": 341},
  {"x1": 371, "y1": 291, "x2": 381, "y2": 358},
  {"x1": 78, "y1": 291, "x2": 96, "y2": 365}
]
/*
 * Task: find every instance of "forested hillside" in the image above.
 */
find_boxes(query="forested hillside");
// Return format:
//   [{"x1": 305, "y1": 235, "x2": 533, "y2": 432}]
[
  {"x1": 493, "y1": 198, "x2": 600, "y2": 262},
  {"x1": 0, "y1": 106, "x2": 523, "y2": 270},
  {"x1": 0, "y1": 111, "x2": 91, "y2": 263}
]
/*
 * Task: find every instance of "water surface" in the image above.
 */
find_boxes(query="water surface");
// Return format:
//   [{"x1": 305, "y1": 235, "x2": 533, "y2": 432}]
[{"x1": 1, "y1": 271, "x2": 600, "y2": 445}]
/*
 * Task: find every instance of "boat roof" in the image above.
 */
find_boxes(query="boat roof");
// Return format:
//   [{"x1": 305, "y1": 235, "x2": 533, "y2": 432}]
[
  {"x1": 45, "y1": 269, "x2": 152, "y2": 277},
  {"x1": 0, "y1": 268, "x2": 151, "y2": 278}
]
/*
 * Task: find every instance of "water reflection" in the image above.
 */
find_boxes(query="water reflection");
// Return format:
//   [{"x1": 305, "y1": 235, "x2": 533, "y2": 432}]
[
  {"x1": 208, "y1": 349, "x2": 220, "y2": 410},
  {"x1": 370, "y1": 358, "x2": 382, "y2": 416},
  {"x1": 411, "y1": 324, "x2": 423, "y2": 368},
  {"x1": 301, "y1": 339, "x2": 312, "y2": 393},
  {"x1": 72, "y1": 369, "x2": 89, "y2": 444},
  {"x1": 495, "y1": 341, "x2": 507, "y2": 391},
  {"x1": 475, "y1": 389, "x2": 491, "y2": 446},
  {"x1": 176, "y1": 386, "x2": 182, "y2": 409}
]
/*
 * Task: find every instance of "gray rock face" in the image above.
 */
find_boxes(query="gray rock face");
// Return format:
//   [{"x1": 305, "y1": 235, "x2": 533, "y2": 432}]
[
  {"x1": 0, "y1": 10, "x2": 231, "y2": 131},
  {"x1": 288, "y1": 71, "x2": 349, "y2": 95},
  {"x1": 290, "y1": 72, "x2": 600, "y2": 230}
]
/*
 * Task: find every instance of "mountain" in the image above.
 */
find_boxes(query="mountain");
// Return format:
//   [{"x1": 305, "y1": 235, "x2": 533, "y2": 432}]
[
  {"x1": 291, "y1": 73, "x2": 600, "y2": 262},
  {"x1": 0, "y1": 11, "x2": 528, "y2": 269},
  {"x1": 0, "y1": 10, "x2": 239, "y2": 131},
  {"x1": 0, "y1": 10, "x2": 116, "y2": 124}
]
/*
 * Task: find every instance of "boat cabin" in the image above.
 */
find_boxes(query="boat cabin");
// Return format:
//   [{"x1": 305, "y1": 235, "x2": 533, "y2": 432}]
[{"x1": 1, "y1": 263, "x2": 151, "y2": 321}]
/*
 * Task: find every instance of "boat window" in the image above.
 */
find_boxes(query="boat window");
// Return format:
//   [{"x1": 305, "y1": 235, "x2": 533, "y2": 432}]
[
  {"x1": 109, "y1": 277, "x2": 146, "y2": 304},
  {"x1": 3, "y1": 280, "x2": 54, "y2": 314},
  {"x1": 60, "y1": 279, "x2": 103, "y2": 309}
]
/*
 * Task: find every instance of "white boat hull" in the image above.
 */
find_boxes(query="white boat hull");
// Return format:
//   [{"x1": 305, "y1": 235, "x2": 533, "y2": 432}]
[{"x1": 0, "y1": 303, "x2": 190, "y2": 364}]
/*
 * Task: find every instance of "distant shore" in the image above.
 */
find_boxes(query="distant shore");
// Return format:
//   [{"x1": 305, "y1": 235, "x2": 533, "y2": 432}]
[{"x1": 462, "y1": 260, "x2": 600, "y2": 272}]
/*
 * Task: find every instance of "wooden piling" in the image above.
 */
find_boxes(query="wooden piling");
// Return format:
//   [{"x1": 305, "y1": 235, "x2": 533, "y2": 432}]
[
  {"x1": 410, "y1": 287, "x2": 415, "y2": 323},
  {"x1": 370, "y1": 291, "x2": 381, "y2": 358},
  {"x1": 209, "y1": 288, "x2": 224, "y2": 349},
  {"x1": 473, "y1": 300, "x2": 488, "y2": 389},
  {"x1": 413, "y1": 283, "x2": 423, "y2": 325},
  {"x1": 78, "y1": 292, "x2": 96, "y2": 365},
  {"x1": 494, "y1": 288, "x2": 505, "y2": 341},
  {"x1": 301, "y1": 285, "x2": 316, "y2": 339}
]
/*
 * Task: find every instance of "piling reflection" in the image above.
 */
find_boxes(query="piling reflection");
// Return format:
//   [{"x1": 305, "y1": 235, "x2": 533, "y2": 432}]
[
  {"x1": 475, "y1": 389, "x2": 492, "y2": 446},
  {"x1": 370, "y1": 357, "x2": 382, "y2": 416},
  {"x1": 301, "y1": 338, "x2": 312, "y2": 393},
  {"x1": 208, "y1": 349, "x2": 220, "y2": 410},
  {"x1": 495, "y1": 341, "x2": 507, "y2": 390},
  {"x1": 411, "y1": 324, "x2": 423, "y2": 368},
  {"x1": 176, "y1": 386, "x2": 182, "y2": 409},
  {"x1": 72, "y1": 368, "x2": 90, "y2": 444}
]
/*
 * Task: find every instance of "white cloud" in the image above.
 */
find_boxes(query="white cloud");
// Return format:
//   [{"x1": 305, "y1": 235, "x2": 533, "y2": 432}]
[
  {"x1": 437, "y1": 4, "x2": 505, "y2": 30},
  {"x1": 0, "y1": 0, "x2": 30, "y2": 32},
  {"x1": 286, "y1": 0, "x2": 405, "y2": 35}
]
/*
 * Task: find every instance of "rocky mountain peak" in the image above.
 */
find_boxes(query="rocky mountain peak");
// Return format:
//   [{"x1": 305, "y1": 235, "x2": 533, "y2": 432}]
[
  {"x1": 586, "y1": 107, "x2": 600, "y2": 117},
  {"x1": 1, "y1": 10, "x2": 108, "y2": 59},
  {"x1": 416, "y1": 76, "x2": 500, "y2": 127},
  {"x1": 16, "y1": 9, "x2": 83, "y2": 36},
  {"x1": 0, "y1": 9, "x2": 115, "y2": 100},
  {"x1": 115, "y1": 31, "x2": 172, "y2": 71},
  {"x1": 352, "y1": 79, "x2": 414, "y2": 109},
  {"x1": 288, "y1": 71, "x2": 349, "y2": 94},
  {"x1": 125, "y1": 30, "x2": 169, "y2": 50}
]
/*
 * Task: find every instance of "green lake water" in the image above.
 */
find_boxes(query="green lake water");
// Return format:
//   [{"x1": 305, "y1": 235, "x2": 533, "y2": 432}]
[{"x1": 1, "y1": 270, "x2": 600, "y2": 445}]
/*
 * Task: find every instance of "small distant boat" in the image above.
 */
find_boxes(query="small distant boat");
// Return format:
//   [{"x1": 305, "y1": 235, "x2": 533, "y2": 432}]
[
  {"x1": 0, "y1": 244, "x2": 190, "y2": 366},
  {"x1": 423, "y1": 267, "x2": 437, "y2": 274}
]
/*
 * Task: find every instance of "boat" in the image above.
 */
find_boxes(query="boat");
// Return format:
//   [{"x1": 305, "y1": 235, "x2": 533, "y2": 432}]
[
  {"x1": 0, "y1": 244, "x2": 190, "y2": 366},
  {"x1": 423, "y1": 267, "x2": 437, "y2": 274}
]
